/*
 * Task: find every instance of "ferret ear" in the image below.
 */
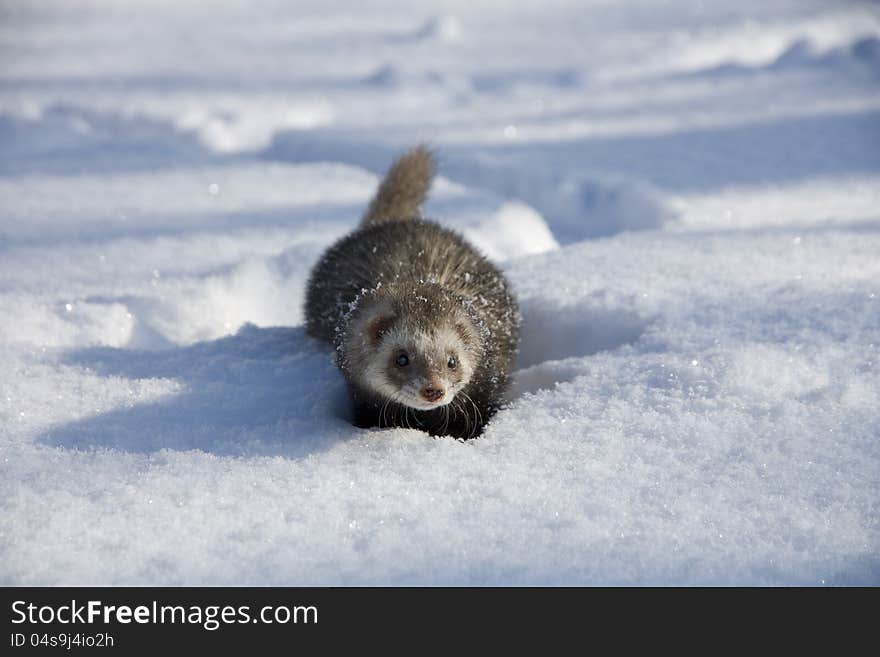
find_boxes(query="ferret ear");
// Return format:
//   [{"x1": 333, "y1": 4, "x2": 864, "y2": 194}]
[
  {"x1": 366, "y1": 315, "x2": 394, "y2": 345},
  {"x1": 454, "y1": 319, "x2": 481, "y2": 355},
  {"x1": 454, "y1": 319, "x2": 476, "y2": 343}
]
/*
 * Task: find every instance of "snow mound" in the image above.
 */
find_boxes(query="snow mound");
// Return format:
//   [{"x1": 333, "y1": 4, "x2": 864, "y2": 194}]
[
  {"x1": 653, "y1": 9, "x2": 880, "y2": 76},
  {"x1": 464, "y1": 201, "x2": 559, "y2": 261}
]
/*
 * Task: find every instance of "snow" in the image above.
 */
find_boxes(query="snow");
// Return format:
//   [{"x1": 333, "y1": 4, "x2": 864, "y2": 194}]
[{"x1": 1, "y1": 0, "x2": 878, "y2": 585}]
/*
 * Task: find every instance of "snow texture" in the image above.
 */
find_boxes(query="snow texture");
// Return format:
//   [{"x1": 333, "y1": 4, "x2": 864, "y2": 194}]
[{"x1": 1, "y1": 0, "x2": 878, "y2": 585}]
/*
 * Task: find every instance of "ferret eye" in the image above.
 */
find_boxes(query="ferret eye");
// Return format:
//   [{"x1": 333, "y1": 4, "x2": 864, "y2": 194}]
[
  {"x1": 395, "y1": 353, "x2": 410, "y2": 367},
  {"x1": 447, "y1": 356, "x2": 457, "y2": 369}
]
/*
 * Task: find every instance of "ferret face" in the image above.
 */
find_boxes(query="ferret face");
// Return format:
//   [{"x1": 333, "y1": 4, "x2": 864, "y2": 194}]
[{"x1": 347, "y1": 297, "x2": 479, "y2": 411}]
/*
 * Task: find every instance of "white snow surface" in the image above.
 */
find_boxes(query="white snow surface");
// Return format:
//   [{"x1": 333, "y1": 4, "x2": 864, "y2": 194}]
[{"x1": 1, "y1": 0, "x2": 879, "y2": 585}]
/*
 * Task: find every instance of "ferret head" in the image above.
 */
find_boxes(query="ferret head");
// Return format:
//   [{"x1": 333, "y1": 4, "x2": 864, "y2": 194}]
[{"x1": 341, "y1": 288, "x2": 481, "y2": 411}]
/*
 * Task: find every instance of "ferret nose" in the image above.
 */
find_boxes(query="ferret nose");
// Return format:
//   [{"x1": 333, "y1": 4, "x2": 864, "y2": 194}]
[{"x1": 421, "y1": 386, "x2": 445, "y2": 403}]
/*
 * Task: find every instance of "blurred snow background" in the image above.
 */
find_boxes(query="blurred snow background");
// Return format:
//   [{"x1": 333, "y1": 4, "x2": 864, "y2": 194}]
[{"x1": 1, "y1": 0, "x2": 878, "y2": 584}]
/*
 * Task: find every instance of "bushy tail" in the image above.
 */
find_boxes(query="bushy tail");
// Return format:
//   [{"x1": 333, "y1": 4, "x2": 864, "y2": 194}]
[{"x1": 361, "y1": 145, "x2": 434, "y2": 226}]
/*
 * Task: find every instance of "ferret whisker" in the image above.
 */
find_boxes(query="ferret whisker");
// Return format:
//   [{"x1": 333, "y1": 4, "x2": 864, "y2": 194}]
[
  {"x1": 454, "y1": 397, "x2": 470, "y2": 439},
  {"x1": 381, "y1": 397, "x2": 392, "y2": 428},
  {"x1": 462, "y1": 392, "x2": 483, "y2": 439}
]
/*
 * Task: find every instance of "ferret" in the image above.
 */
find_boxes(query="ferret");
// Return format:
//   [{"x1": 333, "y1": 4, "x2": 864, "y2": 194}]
[{"x1": 305, "y1": 146, "x2": 520, "y2": 438}]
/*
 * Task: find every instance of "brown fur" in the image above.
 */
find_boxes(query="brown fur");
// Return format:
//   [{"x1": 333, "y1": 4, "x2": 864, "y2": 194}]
[{"x1": 361, "y1": 145, "x2": 434, "y2": 226}]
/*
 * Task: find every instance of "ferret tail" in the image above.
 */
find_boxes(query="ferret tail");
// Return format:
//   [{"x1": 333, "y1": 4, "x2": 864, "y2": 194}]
[{"x1": 361, "y1": 145, "x2": 434, "y2": 226}]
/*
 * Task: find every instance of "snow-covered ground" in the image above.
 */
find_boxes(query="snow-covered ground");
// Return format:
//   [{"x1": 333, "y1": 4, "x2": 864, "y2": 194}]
[{"x1": 1, "y1": 0, "x2": 878, "y2": 585}]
